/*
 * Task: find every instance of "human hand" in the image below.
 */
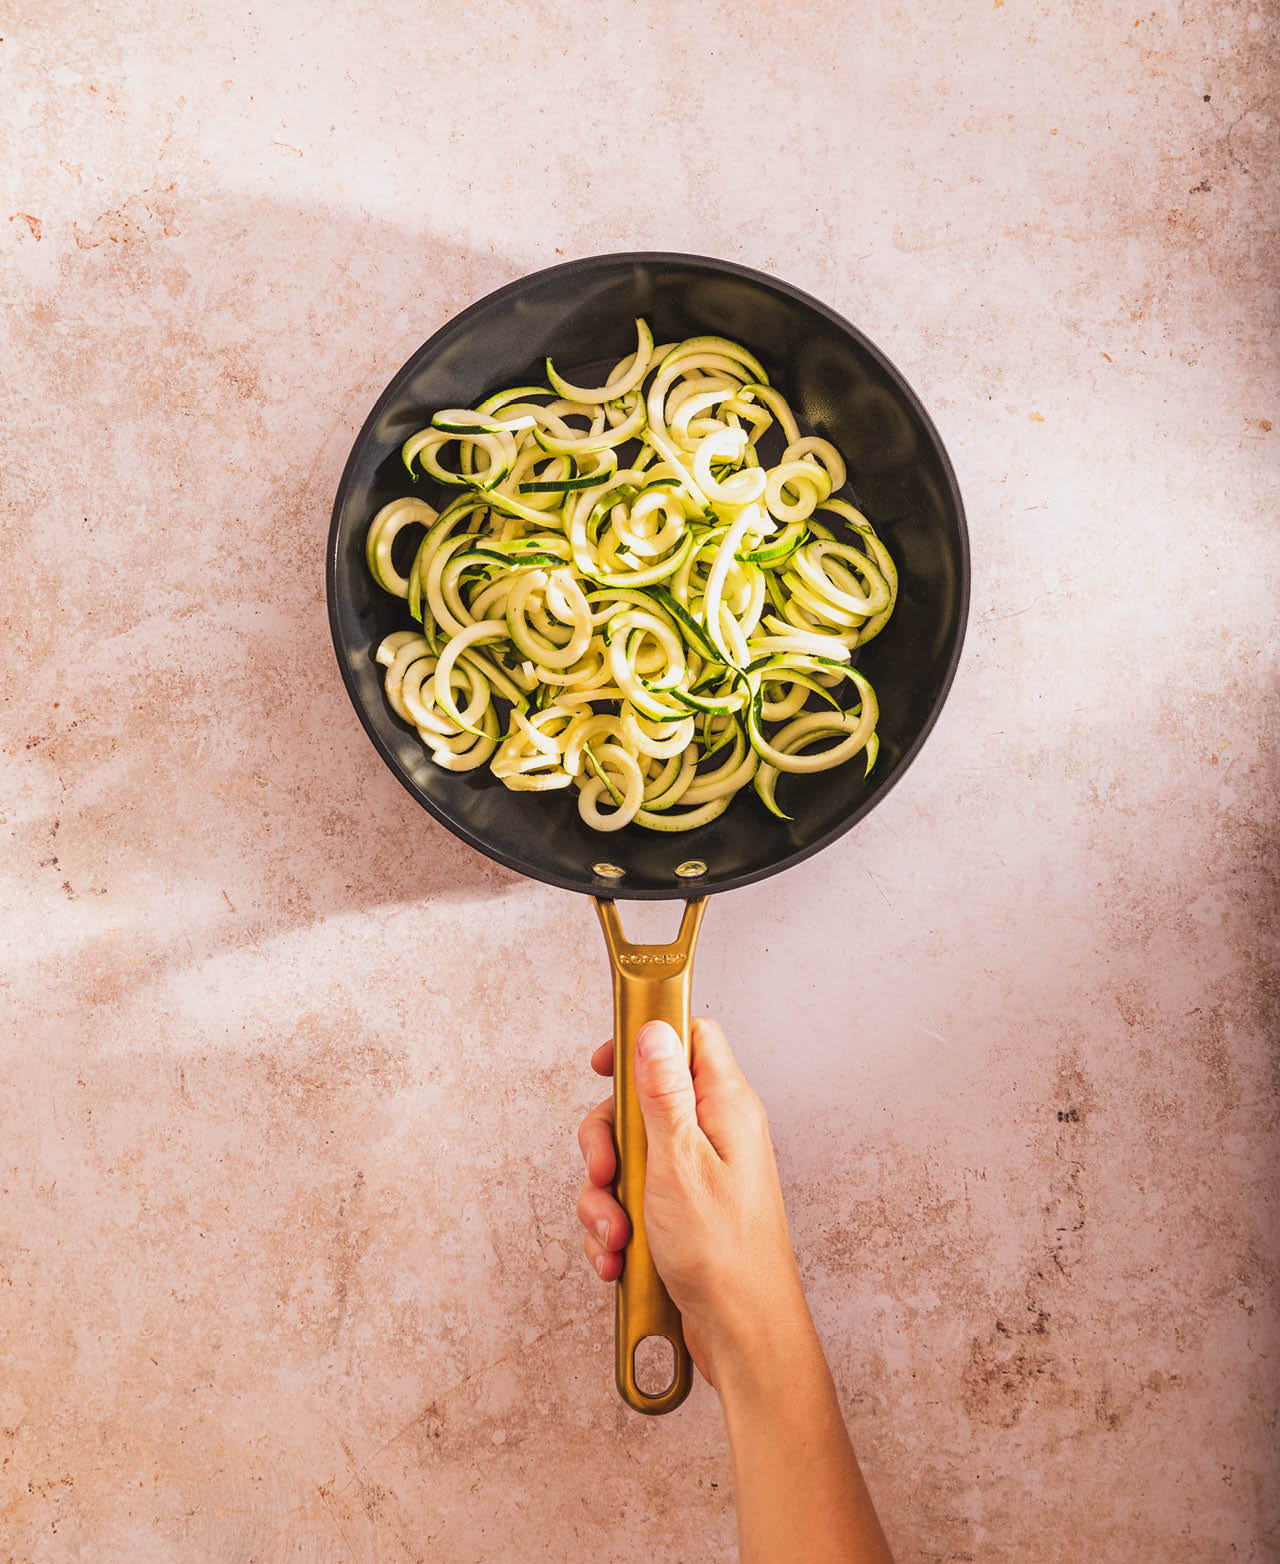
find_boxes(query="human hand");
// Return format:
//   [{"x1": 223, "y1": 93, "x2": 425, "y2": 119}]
[{"x1": 575, "y1": 1016, "x2": 811, "y2": 1388}]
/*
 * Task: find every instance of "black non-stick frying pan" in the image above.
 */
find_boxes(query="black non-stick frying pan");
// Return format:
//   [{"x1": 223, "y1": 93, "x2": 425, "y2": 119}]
[{"x1": 327, "y1": 252, "x2": 969, "y2": 1414}]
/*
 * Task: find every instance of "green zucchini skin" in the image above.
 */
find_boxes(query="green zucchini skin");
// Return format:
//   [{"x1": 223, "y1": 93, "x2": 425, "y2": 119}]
[{"x1": 368, "y1": 321, "x2": 896, "y2": 831}]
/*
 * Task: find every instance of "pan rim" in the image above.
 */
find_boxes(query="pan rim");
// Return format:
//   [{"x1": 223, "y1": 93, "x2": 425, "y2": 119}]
[{"x1": 325, "y1": 251, "x2": 970, "y2": 899}]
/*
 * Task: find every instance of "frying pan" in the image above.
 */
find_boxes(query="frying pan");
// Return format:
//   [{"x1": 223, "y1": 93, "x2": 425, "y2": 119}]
[{"x1": 326, "y1": 253, "x2": 969, "y2": 1414}]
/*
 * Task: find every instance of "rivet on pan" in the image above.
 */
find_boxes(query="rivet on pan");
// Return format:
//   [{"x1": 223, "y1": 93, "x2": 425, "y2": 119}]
[
  {"x1": 674, "y1": 859, "x2": 708, "y2": 879},
  {"x1": 592, "y1": 862, "x2": 625, "y2": 880}
]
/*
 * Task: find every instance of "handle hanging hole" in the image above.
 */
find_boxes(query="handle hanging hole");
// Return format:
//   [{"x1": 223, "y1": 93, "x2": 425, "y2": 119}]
[{"x1": 633, "y1": 1335, "x2": 678, "y2": 1398}]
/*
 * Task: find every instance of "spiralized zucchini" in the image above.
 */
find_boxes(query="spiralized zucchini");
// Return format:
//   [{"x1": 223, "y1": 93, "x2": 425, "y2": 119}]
[{"x1": 364, "y1": 319, "x2": 898, "y2": 833}]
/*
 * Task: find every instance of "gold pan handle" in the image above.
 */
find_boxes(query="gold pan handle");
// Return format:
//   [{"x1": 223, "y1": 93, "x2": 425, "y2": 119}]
[{"x1": 594, "y1": 897, "x2": 707, "y2": 1415}]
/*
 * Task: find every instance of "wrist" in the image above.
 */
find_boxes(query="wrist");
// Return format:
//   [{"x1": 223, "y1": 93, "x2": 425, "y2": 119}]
[{"x1": 706, "y1": 1281, "x2": 824, "y2": 1409}]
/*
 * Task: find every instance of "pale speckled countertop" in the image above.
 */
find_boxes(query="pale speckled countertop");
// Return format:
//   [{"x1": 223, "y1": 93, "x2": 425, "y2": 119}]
[{"x1": 2, "y1": 3, "x2": 1277, "y2": 1561}]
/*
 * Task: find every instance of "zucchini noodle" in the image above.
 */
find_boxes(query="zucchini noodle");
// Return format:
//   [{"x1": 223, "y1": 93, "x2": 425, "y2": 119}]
[{"x1": 364, "y1": 318, "x2": 898, "y2": 833}]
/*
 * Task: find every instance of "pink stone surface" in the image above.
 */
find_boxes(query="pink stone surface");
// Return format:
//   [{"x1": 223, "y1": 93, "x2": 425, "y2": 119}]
[{"x1": 2, "y1": 3, "x2": 1276, "y2": 1559}]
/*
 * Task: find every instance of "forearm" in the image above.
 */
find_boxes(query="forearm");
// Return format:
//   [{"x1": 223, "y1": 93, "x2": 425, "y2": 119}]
[{"x1": 716, "y1": 1309, "x2": 895, "y2": 1564}]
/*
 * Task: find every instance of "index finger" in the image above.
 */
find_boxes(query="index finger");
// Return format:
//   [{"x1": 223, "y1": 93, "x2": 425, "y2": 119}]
[
  {"x1": 591, "y1": 1039, "x2": 614, "y2": 1077},
  {"x1": 689, "y1": 1016, "x2": 748, "y2": 1094},
  {"x1": 577, "y1": 1095, "x2": 618, "y2": 1187}
]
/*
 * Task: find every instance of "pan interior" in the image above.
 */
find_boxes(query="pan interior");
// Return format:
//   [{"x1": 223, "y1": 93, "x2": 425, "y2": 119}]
[{"x1": 327, "y1": 254, "x2": 968, "y2": 898}]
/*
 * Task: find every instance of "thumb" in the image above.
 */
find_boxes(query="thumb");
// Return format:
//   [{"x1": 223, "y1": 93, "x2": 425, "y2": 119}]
[{"x1": 633, "y1": 1021, "x2": 697, "y2": 1150}]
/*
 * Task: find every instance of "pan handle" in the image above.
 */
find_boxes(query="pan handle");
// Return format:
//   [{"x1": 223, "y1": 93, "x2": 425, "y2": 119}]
[{"x1": 594, "y1": 897, "x2": 707, "y2": 1415}]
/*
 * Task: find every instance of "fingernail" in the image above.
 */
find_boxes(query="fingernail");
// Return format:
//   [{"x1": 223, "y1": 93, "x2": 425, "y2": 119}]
[
  {"x1": 636, "y1": 1021, "x2": 678, "y2": 1061},
  {"x1": 593, "y1": 1253, "x2": 607, "y2": 1279},
  {"x1": 595, "y1": 1218, "x2": 610, "y2": 1247}
]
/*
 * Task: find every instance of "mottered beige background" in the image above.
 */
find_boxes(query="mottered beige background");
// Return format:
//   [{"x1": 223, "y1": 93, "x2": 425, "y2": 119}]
[{"x1": 2, "y1": 2, "x2": 1277, "y2": 1560}]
